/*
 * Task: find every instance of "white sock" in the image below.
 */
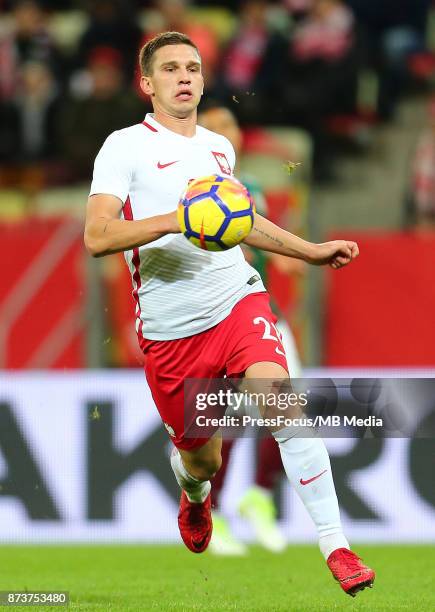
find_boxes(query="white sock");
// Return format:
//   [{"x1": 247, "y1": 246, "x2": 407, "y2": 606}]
[
  {"x1": 276, "y1": 433, "x2": 350, "y2": 560},
  {"x1": 170, "y1": 449, "x2": 211, "y2": 504}
]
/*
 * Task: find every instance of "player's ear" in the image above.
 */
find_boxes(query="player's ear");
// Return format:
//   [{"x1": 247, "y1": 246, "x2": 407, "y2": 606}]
[{"x1": 140, "y1": 75, "x2": 154, "y2": 97}]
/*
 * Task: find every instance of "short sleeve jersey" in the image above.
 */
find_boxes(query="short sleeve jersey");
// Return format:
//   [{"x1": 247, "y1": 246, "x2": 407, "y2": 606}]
[{"x1": 89, "y1": 113, "x2": 265, "y2": 341}]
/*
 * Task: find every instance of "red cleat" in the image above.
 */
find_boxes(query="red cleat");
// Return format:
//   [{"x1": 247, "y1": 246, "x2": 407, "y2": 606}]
[
  {"x1": 178, "y1": 490, "x2": 213, "y2": 553},
  {"x1": 327, "y1": 548, "x2": 375, "y2": 597}
]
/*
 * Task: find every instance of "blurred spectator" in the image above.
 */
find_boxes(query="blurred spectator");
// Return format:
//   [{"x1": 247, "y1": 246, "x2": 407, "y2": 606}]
[
  {"x1": 284, "y1": 0, "x2": 360, "y2": 180},
  {"x1": 215, "y1": 0, "x2": 288, "y2": 124},
  {"x1": 143, "y1": 0, "x2": 220, "y2": 86},
  {"x1": 291, "y1": 0, "x2": 354, "y2": 62},
  {"x1": 347, "y1": 0, "x2": 432, "y2": 120},
  {"x1": 3, "y1": 60, "x2": 61, "y2": 163},
  {"x1": 76, "y1": 0, "x2": 142, "y2": 78},
  {"x1": 0, "y1": 0, "x2": 61, "y2": 100},
  {"x1": 59, "y1": 46, "x2": 144, "y2": 180},
  {"x1": 408, "y1": 97, "x2": 435, "y2": 230}
]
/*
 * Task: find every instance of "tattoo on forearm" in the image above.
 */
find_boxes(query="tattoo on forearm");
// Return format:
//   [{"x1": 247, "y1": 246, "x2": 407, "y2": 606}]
[
  {"x1": 253, "y1": 227, "x2": 284, "y2": 247},
  {"x1": 98, "y1": 217, "x2": 110, "y2": 234}
]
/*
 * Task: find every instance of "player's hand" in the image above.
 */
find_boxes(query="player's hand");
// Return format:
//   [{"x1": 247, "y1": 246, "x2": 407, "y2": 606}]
[
  {"x1": 308, "y1": 240, "x2": 359, "y2": 269},
  {"x1": 164, "y1": 210, "x2": 182, "y2": 234}
]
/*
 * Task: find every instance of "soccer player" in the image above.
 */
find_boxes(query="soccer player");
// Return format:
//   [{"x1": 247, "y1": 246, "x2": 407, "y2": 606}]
[{"x1": 84, "y1": 32, "x2": 375, "y2": 597}]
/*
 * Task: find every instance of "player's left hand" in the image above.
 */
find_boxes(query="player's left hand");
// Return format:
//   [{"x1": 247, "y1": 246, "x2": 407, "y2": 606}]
[{"x1": 309, "y1": 240, "x2": 359, "y2": 269}]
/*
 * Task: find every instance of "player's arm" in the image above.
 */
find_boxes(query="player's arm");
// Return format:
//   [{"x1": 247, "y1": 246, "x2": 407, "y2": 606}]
[
  {"x1": 244, "y1": 213, "x2": 359, "y2": 269},
  {"x1": 84, "y1": 194, "x2": 180, "y2": 257}
]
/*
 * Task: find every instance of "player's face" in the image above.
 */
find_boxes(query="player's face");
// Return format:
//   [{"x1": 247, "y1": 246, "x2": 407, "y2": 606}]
[{"x1": 141, "y1": 44, "x2": 204, "y2": 118}]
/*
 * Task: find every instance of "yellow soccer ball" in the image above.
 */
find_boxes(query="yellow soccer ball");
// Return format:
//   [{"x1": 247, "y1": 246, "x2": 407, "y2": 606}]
[{"x1": 177, "y1": 174, "x2": 255, "y2": 251}]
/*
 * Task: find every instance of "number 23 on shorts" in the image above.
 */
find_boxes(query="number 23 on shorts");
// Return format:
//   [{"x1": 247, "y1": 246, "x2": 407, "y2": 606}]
[{"x1": 253, "y1": 316, "x2": 286, "y2": 357}]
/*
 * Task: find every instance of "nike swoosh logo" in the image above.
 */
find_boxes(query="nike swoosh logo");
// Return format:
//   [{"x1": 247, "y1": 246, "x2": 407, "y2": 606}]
[
  {"x1": 157, "y1": 160, "x2": 179, "y2": 169},
  {"x1": 300, "y1": 469, "x2": 328, "y2": 486}
]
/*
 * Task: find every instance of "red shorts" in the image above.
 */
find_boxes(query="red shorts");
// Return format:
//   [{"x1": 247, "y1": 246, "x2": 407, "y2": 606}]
[{"x1": 142, "y1": 292, "x2": 288, "y2": 450}]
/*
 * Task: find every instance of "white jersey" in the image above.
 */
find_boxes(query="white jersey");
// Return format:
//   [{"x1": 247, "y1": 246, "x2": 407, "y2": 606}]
[{"x1": 89, "y1": 113, "x2": 265, "y2": 341}]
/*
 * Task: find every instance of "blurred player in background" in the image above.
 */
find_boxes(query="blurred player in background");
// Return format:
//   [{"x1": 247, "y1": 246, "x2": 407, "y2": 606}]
[
  {"x1": 84, "y1": 31, "x2": 375, "y2": 597},
  {"x1": 198, "y1": 102, "x2": 304, "y2": 555}
]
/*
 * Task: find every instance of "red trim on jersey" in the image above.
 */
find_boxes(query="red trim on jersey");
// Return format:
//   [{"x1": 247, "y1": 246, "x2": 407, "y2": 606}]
[
  {"x1": 142, "y1": 120, "x2": 158, "y2": 133},
  {"x1": 123, "y1": 196, "x2": 145, "y2": 348},
  {"x1": 123, "y1": 195, "x2": 133, "y2": 220}
]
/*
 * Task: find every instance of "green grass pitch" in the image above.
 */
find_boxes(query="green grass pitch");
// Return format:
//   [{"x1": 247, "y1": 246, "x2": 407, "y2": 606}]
[{"x1": 0, "y1": 544, "x2": 433, "y2": 611}]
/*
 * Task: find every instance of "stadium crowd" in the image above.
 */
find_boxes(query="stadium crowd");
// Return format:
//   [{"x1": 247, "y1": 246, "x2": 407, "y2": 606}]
[{"x1": 0, "y1": 0, "x2": 433, "y2": 186}]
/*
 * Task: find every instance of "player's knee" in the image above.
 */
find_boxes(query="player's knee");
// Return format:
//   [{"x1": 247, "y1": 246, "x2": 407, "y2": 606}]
[{"x1": 189, "y1": 452, "x2": 222, "y2": 481}]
